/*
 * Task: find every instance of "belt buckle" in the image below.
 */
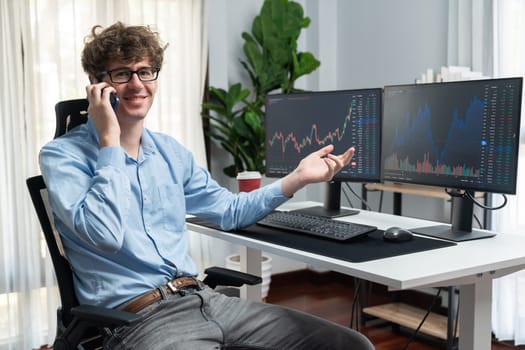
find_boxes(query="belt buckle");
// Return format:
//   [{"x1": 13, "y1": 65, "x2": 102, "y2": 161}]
[
  {"x1": 167, "y1": 281, "x2": 178, "y2": 293},
  {"x1": 196, "y1": 279, "x2": 205, "y2": 290}
]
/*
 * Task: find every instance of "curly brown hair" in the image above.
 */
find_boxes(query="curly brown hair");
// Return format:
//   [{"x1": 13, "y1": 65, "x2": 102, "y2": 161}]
[{"x1": 81, "y1": 22, "x2": 166, "y2": 78}]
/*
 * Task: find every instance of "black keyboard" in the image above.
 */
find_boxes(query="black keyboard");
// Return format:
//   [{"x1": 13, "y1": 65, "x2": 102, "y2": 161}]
[{"x1": 257, "y1": 211, "x2": 377, "y2": 241}]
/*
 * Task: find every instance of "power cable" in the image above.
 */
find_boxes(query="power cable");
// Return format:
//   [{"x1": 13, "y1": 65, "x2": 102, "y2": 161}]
[
  {"x1": 344, "y1": 183, "x2": 373, "y2": 211},
  {"x1": 401, "y1": 288, "x2": 442, "y2": 350},
  {"x1": 349, "y1": 278, "x2": 362, "y2": 330}
]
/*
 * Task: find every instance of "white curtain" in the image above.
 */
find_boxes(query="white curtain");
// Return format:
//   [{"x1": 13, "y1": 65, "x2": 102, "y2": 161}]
[
  {"x1": 490, "y1": 0, "x2": 525, "y2": 345},
  {"x1": 447, "y1": 0, "x2": 494, "y2": 76},
  {"x1": 0, "y1": 0, "x2": 209, "y2": 348},
  {"x1": 0, "y1": 1, "x2": 56, "y2": 349}
]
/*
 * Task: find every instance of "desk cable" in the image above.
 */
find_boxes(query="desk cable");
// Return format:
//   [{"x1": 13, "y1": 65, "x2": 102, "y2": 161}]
[
  {"x1": 344, "y1": 183, "x2": 374, "y2": 211},
  {"x1": 445, "y1": 188, "x2": 508, "y2": 211},
  {"x1": 466, "y1": 190, "x2": 507, "y2": 229},
  {"x1": 341, "y1": 185, "x2": 356, "y2": 211},
  {"x1": 349, "y1": 278, "x2": 362, "y2": 330},
  {"x1": 464, "y1": 190, "x2": 508, "y2": 211},
  {"x1": 401, "y1": 288, "x2": 442, "y2": 350}
]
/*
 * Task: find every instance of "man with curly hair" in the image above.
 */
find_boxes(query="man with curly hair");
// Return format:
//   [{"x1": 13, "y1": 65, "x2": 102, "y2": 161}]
[{"x1": 39, "y1": 22, "x2": 374, "y2": 350}]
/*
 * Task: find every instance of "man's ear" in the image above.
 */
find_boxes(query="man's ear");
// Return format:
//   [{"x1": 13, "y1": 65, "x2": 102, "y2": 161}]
[{"x1": 88, "y1": 75, "x2": 99, "y2": 84}]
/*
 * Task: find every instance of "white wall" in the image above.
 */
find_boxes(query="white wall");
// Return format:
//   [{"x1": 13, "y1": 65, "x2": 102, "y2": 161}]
[{"x1": 207, "y1": 0, "x2": 452, "y2": 273}]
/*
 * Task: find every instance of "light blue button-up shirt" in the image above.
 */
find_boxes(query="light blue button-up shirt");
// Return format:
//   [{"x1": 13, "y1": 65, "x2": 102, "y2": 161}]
[{"x1": 39, "y1": 118, "x2": 288, "y2": 308}]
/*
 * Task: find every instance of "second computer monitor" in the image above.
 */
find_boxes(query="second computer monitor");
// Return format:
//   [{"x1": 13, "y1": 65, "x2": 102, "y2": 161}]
[
  {"x1": 382, "y1": 77, "x2": 522, "y2": 195},
  {"x1": 381, "y1": 77, "x2": 522, "y2": 241}
]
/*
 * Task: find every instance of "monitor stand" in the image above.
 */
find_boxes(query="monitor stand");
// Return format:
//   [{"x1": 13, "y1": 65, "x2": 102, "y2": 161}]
[
  {"x1": 292, "y1": 181, "x2": 359, "y2": 218},
  {"x1": 411, "y1": 190, "x2": 496, "y2": 242}
]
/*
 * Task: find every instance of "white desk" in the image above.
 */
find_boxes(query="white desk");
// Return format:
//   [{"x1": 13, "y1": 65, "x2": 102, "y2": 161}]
[{"x1": 187, "y1": 201, "x2": 525, "y2": 350}]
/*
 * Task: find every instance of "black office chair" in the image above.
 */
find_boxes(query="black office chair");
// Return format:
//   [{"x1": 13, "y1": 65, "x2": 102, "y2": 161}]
[{"x1": 27, "y1": 99, "x2": 262, "y2": 350}]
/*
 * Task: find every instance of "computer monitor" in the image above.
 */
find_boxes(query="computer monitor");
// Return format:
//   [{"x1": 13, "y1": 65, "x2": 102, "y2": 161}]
[
  {"x1": 265, "y1": 88, "x2": 383, "y2": 217},
  {"x1": 382, "y1": 77, "x2": 523, "y2": 241}
]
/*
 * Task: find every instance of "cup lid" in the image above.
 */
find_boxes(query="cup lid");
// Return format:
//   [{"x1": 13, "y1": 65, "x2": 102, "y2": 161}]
[{"x1": 236, "y1": 171, "x2": 262, "y2": 180}]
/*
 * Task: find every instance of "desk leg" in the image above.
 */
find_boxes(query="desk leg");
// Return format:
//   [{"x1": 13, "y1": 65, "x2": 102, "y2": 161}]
[
  {"x1": 458, "y1": 278, "x2": 492, "y2": 350},
  {"x1": 239, "y1": 246, "x2": 262, "y2": 301}
]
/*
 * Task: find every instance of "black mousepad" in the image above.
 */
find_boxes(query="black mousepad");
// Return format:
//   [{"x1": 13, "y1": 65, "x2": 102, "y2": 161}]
[{"x1": 186, "y1": 217, "x2": 456, "y2": 263}]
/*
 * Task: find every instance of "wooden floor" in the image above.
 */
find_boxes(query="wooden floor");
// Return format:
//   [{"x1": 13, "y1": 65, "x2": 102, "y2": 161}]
[{"x1": 266, "y1": 270, "x2": 524, "y2": 350}]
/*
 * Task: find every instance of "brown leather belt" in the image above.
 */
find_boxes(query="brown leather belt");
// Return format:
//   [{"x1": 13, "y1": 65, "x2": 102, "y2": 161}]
[{"x1": 121, "y1": 276, "x2": 202, "y2": 313}]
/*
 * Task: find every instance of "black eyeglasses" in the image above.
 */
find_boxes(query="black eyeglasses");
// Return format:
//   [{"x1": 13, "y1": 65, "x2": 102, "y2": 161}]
[{"x1": 97, "y1": 67, "x2": 160, "y2": 84}]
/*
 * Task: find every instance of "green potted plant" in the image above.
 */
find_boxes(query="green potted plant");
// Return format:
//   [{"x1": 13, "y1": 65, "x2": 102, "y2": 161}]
[{"x1": 202, "y1": 0, "x2": 320, "y2": 178}]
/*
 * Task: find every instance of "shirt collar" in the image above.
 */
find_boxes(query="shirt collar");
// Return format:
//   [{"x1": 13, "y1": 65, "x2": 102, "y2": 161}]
[
  {"x1": 140, "y1": 129, "x2": 156, "y2": 156},
  {"x1": 86, "y1": 116, "x2": 157, "y2": 158}
]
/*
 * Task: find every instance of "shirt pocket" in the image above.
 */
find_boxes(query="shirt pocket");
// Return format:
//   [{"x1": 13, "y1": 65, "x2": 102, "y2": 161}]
[{"x1": 157, "y1": 184, "x2": 186, "y2": 232}]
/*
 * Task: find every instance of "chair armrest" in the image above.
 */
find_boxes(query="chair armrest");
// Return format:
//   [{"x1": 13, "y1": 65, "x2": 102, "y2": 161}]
[
  {"x1": 71, "y1": 304, "x2": 143, "y2": 327},
  {"x1": 202, "y1": 266, "x2": 262, "y2": 289},
  {"x1": 54, "y1": 305, "x2": 143, "y2": 350}
]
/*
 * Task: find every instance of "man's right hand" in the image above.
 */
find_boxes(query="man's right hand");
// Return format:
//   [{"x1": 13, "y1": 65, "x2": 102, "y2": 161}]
[{"x1": 86, "y1": 82, "x2": 121, "y2": 148}]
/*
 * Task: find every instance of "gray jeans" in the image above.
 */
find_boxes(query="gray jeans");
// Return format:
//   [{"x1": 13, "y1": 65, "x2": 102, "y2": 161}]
[{"x1": 105, "y1": 286, "x2": 374, "y2": 350}]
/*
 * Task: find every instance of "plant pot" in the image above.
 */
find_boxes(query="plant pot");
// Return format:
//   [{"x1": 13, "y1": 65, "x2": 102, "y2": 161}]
[{"x1": 225, "y1": 254, "x2": 272, "y2": 301}]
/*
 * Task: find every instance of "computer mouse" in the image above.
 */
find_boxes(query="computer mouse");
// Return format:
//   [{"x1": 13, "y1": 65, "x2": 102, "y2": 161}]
[{"x1": 383, "y1": 227, "x2": 414, "y2": 242}]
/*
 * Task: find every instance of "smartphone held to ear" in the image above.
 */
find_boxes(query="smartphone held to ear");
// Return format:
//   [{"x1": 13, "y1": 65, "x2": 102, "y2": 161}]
[
  {"x1": 109, "y1": 93, "x2": 120, "y2": 111},
  {"x1": 93, "y1": 77, "x2": 119, "y2": 111}
]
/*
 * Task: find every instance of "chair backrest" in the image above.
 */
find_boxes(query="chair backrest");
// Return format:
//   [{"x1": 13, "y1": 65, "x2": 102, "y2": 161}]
[
  {"x1": 54, "y1": 99, "x2": 89, "y2": 138},
  {"x1": 26, "y1": 175, "x2": 78, "y2": 327},
  {"x1": 27, "y1": 99, "x2": 90, "y2": 327}
]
